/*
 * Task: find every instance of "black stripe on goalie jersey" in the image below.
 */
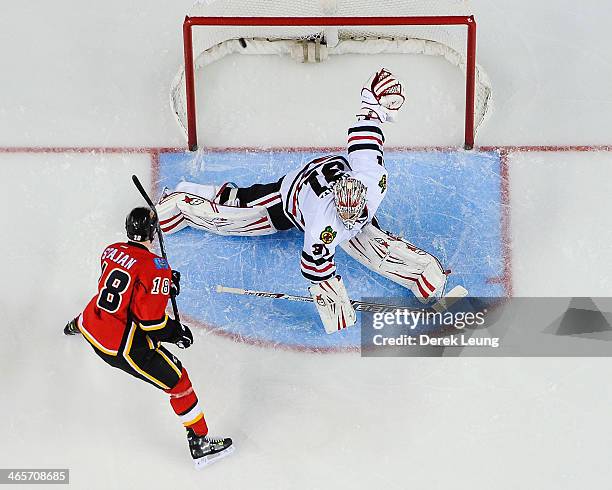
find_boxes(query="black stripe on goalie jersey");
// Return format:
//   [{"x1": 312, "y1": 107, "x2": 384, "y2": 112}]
[
  {"x1": 301, "y1": 251, "x2": 336, "y2": 282},
  {"x1": 348, "y1": 125, "x2": 385, "y2": 142},
  {"x1": 347, "y1": 143, "x2": 384, "y2": 155},
  {"x1": 301, "y1": 250, "x2": 331, "y2": 266},
  {"x1": 301, "y1": 268, "x2": 335, "y2": 283}
]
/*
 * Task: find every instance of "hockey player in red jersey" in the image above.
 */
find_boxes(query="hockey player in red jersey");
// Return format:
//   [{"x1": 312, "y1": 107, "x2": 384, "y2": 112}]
[{"x1": 64, "y1": 207, "x2": 233, "y2": 469}]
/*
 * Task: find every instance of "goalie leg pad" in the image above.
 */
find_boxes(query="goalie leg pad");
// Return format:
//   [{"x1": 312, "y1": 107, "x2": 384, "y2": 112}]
[
  {"x1": 309, "y1": 276, "x2": 357, "y2": 334},
  {"x1": 157, "y1": 191, "x2": 193, "y2": 234},
  {"x1": 156, "y1": 182, "x2": 258, "y2": 235},
  {"x1": 340, "y1": 223, "x2": 447, "y2": 303},
  {"x1": 176, "y1": 195, "x2": 277, "y2": 236}
]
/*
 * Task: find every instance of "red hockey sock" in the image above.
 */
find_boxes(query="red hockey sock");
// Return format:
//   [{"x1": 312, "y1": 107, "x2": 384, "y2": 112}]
[{"x1": 165, "y1": 368, "x2": 208, "y2": 436}]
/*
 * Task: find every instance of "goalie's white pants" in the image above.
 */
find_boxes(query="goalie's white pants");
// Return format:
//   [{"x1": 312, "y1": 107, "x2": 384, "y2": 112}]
[{"x1": 340, "y1": 223, "x2": 447, "y2": 303}]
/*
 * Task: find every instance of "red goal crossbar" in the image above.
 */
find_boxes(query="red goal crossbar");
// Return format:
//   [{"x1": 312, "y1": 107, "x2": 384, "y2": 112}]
[{"x1": 182, "y1": 15, "x2": 477, "y2": 150}]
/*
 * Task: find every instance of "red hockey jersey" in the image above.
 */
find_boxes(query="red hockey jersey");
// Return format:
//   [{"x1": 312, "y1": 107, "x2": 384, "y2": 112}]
[{"x1": 79, "y1": 242, "x2": 173, "y2": 355}]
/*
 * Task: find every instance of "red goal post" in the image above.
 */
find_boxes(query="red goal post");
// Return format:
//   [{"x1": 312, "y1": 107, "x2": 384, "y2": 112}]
[{"x1": 181, "y1": 15, "x2": 481, "y2": 151}]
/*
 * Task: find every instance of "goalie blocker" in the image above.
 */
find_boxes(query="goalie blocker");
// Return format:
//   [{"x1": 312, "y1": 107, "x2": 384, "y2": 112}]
[{"x1": 309, "y1": 276, "x2": 356, "y2": 334}]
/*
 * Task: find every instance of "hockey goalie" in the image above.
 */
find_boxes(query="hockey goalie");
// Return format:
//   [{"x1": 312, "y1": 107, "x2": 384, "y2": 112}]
[{"x1": 158, "y1": 68, "x2": 457, "y2": 334}]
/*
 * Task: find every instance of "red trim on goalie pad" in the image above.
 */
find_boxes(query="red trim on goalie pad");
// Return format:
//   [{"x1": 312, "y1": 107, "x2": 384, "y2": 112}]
[
  {"x1": 160, "y1": 213, "x2": 181, "y2": 225},
  {"x1": 416, "y1": 279, "x2": 430, "y2": 298},
  {"x1": 235, "y1": 216, "x2": 270, "y2": 230},
  {"x1": 337, "y1": 314, "x2": 346, "y2": 331},
  {"x1": 242, "y1": 224, "x2": 273, "y2": 233},
  {"x1": 161, "y1": 220, "x2": 184, "y2": 232},
  {"x1": 421, "y1": 274, "x2": 436, "y2": 293},
  {"x1": 160, "y1": 214, "x2": 185, "y2": 232},
  {"x1": 350, "y1": 237, "x2": 369, "y2": 257},
  {"x1": 388, "y1": 271, "x2": 430, "y2": 298}
]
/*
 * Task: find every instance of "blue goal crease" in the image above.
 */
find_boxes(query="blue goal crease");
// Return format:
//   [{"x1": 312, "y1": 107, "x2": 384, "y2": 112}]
[{"x1": 158, "y1": 149, "x2": 504, "y2": 350}]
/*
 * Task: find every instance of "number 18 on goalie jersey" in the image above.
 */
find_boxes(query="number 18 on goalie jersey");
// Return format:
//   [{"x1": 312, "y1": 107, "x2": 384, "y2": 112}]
[{"x1": 280, "y1": 120, "x2": 388, "y2": 283}]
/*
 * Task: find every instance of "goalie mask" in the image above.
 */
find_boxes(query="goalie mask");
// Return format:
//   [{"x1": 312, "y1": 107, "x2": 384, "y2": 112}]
[{"x1": 333, "y1": 176, "x2": 368, "y2": 230}]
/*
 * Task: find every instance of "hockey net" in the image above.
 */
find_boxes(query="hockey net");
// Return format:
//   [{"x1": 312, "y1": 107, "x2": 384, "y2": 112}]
[{"x1": 171, "y1": 0, "x2": 492, "y2": 150}]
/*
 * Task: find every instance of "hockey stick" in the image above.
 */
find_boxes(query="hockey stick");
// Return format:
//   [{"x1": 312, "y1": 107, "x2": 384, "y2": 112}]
[
  {"x1": 132, "y1": 174, "x2": 181, "y2": 322},
  {"x1": 431, "y1": 286, "x2": 469, "y2": 313},
  {"x1": 216, "y1": 285, "x2": 468, "y2": 314}
]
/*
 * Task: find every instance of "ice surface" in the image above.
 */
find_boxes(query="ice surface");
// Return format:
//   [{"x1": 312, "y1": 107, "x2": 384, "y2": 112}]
[
  {"x1": 1, "y1": 0, "x2": 612, "y2": 489},
  {"x1": 159, "y1": 149, "x2": 505, "y2": 350},
  {"x1": 510, "y1": 151, "x2": 612, "y2": 296}
]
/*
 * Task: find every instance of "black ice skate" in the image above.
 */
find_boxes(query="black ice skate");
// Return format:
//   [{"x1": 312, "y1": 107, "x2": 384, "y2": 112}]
[
  {"x1": 187, "y1": 428, "x2": 234, "y2": 469},
  {"x1": 63, "y1": 317, "x2": 81, "y2": 336}
]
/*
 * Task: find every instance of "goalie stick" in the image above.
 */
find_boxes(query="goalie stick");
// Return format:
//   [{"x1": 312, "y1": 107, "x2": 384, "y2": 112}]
[
  {"x1": 132, "y1": 174, "x2": 181, "y2": 322},
  {"x1": 216, "y1": 285, "x2": 468, "y2": 314}
]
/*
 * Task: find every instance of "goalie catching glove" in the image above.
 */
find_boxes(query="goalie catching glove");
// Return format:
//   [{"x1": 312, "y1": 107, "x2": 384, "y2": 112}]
[
  {"x1": 358, "y1": 68, "x2": 405, "y2": 123},
  {"x1": 309, "y1": 275, "x2": 356, "y2": 334}
]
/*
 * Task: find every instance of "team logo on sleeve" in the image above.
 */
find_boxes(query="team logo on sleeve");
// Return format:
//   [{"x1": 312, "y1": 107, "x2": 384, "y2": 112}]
[
  {"x1": 378, "y1": 175, "x2": 387, "y2": 193},
  {"x1": 153, "y1": 258, "x2": 169, "y2": 270},
  {"x1": 320, "y1": 226, "x2": 337, "y2": 245}
]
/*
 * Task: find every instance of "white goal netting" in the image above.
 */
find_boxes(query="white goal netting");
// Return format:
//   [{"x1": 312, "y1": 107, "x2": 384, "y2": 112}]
[{"x1": 171, "y1": 0, "x2": 492, "y2": 144}]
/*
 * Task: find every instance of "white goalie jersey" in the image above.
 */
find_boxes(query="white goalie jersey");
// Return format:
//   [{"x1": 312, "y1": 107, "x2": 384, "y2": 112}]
[{"x1": 280, "y1": 120, "x2": 388, "y2": 283}]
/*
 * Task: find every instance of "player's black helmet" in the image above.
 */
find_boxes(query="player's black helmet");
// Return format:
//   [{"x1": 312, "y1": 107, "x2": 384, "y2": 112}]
[{"x1": 125, "y1": 207, "x2": 157, "y2": 242}]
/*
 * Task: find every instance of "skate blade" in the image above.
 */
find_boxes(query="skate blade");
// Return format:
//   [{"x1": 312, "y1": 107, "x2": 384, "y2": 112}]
[
  {"x1": 194, "y1": 445, "x2": 235, "y2": 470},
  {"x1": 431, "y1": 286, "x2": 469, "y2": 313}
]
